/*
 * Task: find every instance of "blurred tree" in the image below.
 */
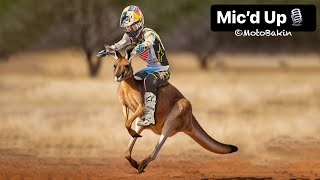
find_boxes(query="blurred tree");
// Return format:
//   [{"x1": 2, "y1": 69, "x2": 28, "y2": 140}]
[
  {"x1": 0, "y1": 0, "x2": 211, "y2": 75},
  {"x1": 0, "y1": 0, "x2": 53, "y2": 57},
  {"x1": 0, "y1": 0, "x2": 319, "y2": 74},
  {"x1": 70, "y1": 0, "x2": 121, "y2": 76},
  {"x1": 165, "y1": 0, "x2": 320, "y2": 69},
  {"x1": 165, "y1": 12, "x2": 218, "y2": 69},
  {"x1": 0, "y1": 0, "x2": 123, "y2": 76}
]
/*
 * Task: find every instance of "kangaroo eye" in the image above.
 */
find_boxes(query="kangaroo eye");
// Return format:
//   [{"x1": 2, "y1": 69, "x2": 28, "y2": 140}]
[{"x1": 125, "y1": 65, "x2": 130, "y2": 69}]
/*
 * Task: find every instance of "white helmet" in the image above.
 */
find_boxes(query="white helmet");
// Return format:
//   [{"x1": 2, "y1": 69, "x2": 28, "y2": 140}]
[{"x1": 120, "y1": 5, "x2": 144, "y2": 37}]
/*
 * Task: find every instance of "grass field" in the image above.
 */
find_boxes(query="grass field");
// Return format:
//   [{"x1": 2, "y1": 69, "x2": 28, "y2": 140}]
[{"x1": 0, "y1": 49, "x2": 320, "y2": 179}]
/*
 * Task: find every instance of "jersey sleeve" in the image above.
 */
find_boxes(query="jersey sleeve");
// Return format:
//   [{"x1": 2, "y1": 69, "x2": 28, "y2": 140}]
[
  {"x1": 142, "y1": 30, "x2": 156, "y2": 46},
  {"x1": 134, "y1": 30, "x2": 156, "y2": 54},
  {"x1": 111, "y1": 33, "x2": 132, "y2": 51}
]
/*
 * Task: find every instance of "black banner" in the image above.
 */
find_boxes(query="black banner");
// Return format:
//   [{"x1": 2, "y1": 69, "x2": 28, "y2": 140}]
[{"x1": 211, "y1": 5, "x2": 317, "y2": 31}]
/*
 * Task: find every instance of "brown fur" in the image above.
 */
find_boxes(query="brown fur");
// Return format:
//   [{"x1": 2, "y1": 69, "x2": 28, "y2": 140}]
[{"x1": 112, "y1": 51, "x2": 238, "y2": 173}]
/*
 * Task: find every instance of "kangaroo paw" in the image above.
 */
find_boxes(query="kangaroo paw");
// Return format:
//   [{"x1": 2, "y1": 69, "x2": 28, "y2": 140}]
[
  {"x1": 131, "y1": 133, "x2": 142, "y2": 138},
  {"x1": 128, "y1": 129, "x2": 142, "y2": 138},
  {"x1": 129, "y1": 159, "x2": 139, "y2": 169}
]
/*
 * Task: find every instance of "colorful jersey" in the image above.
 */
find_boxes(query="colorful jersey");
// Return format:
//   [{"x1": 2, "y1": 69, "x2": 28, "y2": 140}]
[{"x1": 112, "y1": 28, "x2": 169, "y2": 72}]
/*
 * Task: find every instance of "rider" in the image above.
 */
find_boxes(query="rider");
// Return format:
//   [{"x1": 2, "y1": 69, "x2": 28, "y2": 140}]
[{"x1": 103, "y1": 5, "x2": 170, "y2": 126}]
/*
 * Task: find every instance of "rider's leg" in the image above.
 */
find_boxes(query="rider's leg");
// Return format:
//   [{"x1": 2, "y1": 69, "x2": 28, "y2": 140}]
[
  {"x1": 134, "y1": 70, "x2": 148, "y2": 80},
  {"x1": 138, "y1": 71, "x2": 170, "y2": 126}
]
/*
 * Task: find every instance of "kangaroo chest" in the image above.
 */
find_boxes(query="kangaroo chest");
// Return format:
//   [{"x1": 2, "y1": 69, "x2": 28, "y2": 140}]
[{"x1": 118, "y1": 84, "x2": 143, "y2": 111}]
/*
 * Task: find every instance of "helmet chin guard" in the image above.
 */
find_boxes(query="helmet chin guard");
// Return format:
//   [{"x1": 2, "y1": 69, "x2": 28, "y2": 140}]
[{"x1": 125, "y1": 25, "x2": 143, "y2": 38}]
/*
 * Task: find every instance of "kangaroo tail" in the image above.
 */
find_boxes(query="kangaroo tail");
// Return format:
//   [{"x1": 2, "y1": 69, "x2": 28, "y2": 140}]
[{"x1": 186, "y1": 115, "x2": 238, "y2": 154}]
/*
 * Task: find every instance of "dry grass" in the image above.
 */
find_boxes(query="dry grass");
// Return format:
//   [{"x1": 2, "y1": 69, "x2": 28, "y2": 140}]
[{"x1": 0, "y1": 49, "x2": 320, "y2": 165}]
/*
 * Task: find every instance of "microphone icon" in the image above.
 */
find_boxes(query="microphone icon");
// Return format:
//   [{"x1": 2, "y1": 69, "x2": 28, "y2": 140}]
[{"x1": 291, "y1": 8, "x2": 303, "y2": 26}]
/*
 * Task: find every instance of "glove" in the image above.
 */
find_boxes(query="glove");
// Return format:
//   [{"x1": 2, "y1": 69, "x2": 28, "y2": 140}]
[
  {"x1": 97, "y1": 49, "x2": 107, "y2": 58},
  {"x1": 97, "y1": 45, "x2": 116, "y2": 58}
]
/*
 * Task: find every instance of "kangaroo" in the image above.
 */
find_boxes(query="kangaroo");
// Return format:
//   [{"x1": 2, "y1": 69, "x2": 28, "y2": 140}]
[{"x1": 111, "y1": 49, "x2": 238, "y2": 174}]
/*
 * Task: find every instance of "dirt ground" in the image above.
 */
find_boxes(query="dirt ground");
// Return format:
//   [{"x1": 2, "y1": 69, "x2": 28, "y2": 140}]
[
  {"x1": 1, "y1": 149, "x2": 320, "y2": 180},
  {"x1": 0, "y1": 50, "x2": 320, "y2": 179}
]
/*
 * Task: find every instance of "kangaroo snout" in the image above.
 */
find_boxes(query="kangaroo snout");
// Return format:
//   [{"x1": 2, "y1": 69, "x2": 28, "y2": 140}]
[{"x1": 115, "y1": 73, "x2": 124, "y2": 82}]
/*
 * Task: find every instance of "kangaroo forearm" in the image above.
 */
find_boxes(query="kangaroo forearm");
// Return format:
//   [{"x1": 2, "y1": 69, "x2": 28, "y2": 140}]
[
  {"x1": 122, "y1": 105, "x2": 129, "y2": 121},
  {"x1": 127, "y1": 105, "x2": 144, "y2": 124}
]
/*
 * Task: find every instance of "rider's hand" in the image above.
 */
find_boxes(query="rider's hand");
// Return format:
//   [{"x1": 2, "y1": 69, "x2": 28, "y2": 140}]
[
  {"x1": 97, "y1": 45, "x2": 116, "y2": 58},
  {"x1": 97, "y1": 49, "x2": 107, "y2": 58}
]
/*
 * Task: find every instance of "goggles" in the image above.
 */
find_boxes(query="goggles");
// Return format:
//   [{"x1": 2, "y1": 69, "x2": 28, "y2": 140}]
[{"x1": 123, "y1": 22, "x2": 141, "y2": 33}]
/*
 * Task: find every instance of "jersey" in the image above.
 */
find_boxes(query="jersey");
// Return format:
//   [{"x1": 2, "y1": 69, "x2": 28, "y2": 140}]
[{"x1": 112, "y1": 28, "x2": 169, "y2": 72}]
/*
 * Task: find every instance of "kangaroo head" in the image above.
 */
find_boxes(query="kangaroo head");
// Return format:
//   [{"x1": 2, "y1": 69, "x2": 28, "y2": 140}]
[{"x1": 113, "y1": 50, "x2": 133, "y2": 82}]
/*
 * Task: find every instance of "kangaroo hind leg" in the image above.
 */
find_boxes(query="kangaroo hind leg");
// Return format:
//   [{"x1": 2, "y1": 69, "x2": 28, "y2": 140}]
[
  {"x1": 125, "y1": 119, "x2": 145, "y2": 170},
  {"x1": 137, "y1": 100, "x2": 187, "y2": 173}
]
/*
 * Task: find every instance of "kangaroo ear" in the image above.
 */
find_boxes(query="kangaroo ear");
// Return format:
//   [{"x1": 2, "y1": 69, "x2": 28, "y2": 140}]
[
  {"x1": 115, "y1": 51, "x2": 122, "y2": 59},
  {"x1": 125, "y1": 45, "x2": 136, "y2": 61},
  {"x1": 110, "y1": 50, "x2": 122, "y2": 60}
]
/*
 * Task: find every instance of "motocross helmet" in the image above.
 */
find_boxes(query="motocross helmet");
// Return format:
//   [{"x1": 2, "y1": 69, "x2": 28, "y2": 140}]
[{"x1": 120, "y1": 5, "x2": 144, "y2": 38}]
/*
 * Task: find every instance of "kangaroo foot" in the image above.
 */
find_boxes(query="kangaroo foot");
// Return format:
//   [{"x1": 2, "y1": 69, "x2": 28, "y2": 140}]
[
  {"x1": 138, "y1": 159, "x2": 149, "y2": 174},
  {"x1": 131, "y1": 132, "x2": 142, "y2": 138},
  {"x1": 128, "y1": 129, "x2": 142, "y2": 138},
  {"x1": 127, "y1": 158, "x2": 139, "y2": 169}
]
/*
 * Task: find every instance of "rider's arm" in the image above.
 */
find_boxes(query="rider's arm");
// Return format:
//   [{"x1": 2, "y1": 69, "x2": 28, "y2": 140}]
[
  {"x1": 132, "y1": 31, "x2": 155, "y2": 56},
  {"x1": 110, "y1": 33, "x2": 132, "y2": 51}
]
